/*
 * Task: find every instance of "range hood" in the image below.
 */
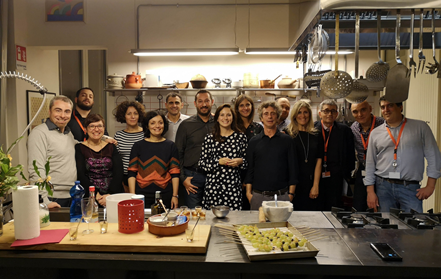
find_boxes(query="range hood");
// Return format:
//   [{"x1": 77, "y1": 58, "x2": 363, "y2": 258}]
[{"x1": 289, "y1": 0, "x2": 441, "y2": 51}]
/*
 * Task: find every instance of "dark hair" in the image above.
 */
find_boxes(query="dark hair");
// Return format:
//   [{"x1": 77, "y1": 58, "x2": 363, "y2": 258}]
[
  {"x1": 212, "y1": 104, "x2": 240, "y2": 143},
  {"x1": 379, "y1": 95, "x2": 403, "y2": 107},
  {"x1": 113, "y1": 101, "x2": 145, "y2": 124},
  {"x1": 84, "y1": 113, "x2": 105, "y2": 128},
  {"x1": 49, "y1": 95, "x2": 73, "y2": 110},
  {"x1": 165, "y1": 91, "x2": 183, "y2": 103},
  {"x1": 234, "y1": 94, "x2": 256, "y2": 133},
  {"x1": 194, "y1": 90, "x2": 213, "y2": 102},
  {"x1": 142, "y1": 110, "x2": 169, "y2": 138},
  {"x1": 258, "y1": 101, "x2": 282, "y2": 120},
  {"x1": 76, "y1": 87, "x2": 94, "y2": 98}
]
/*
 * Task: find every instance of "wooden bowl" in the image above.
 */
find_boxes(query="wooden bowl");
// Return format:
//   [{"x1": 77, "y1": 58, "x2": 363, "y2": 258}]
[
  {"x1": 190, "y1": 80, "x2": 208, "y2": 89},
  {"x1": 147, "y1": 214, "x2": 189, "y2": 236},
  {"x1": 175, "y1": 82, "x2": 189, "y2": 89}
]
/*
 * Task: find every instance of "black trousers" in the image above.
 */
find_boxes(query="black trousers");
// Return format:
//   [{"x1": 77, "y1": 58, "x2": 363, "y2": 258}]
[
  {"x1": 353, "y1": 166, "x2": 369, "y2": 211},
  {"x1": 318, "y1": 172, "x2": 344, "y2": 211}
]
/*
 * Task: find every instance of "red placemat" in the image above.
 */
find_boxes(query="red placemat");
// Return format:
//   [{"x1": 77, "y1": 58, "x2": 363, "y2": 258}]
[{"x1": 11, "y1": 229, "x2": 69, "y2": 247}]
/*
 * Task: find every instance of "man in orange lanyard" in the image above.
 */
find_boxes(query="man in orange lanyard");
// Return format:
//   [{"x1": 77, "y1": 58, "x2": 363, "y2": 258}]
[
  {"x1": 314, "y1": 99, "x2": 355, "y2": 211},
  {"x1": 364, "y1": 96, "x2": 441, "y2": 213},
  {"x1": 350, "y1": 101, "x2": 384, "y2": 211}
]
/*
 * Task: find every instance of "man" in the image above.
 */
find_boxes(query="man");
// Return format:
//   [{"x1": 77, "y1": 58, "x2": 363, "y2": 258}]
[
  {"x1": 314, "y1": 99, "x2": 355, "y2": 210},
  {"x1": 27, "y1": 95, "x2": 77, "y2": 208},
  {"x1": 163, "y1": 92, "x2": 189, "y2": 142},
  {"x1": 67, "y1": 87, "x2": 95, "y2": 142},
  {"x1": 350, "y1": 101, "x2": 384, "y2": 211},
  {"x1": 276, "y1": 97, "x2": 291, "y2": 131},
  {"x1": 244, "y1": 101, "x2": 298, "y2": 210},
  {"x1": 175, "y1": 90, "x2": 215, "y2": 207},
  {"x1": 364, "y1": 96, "x2": 441, "y2": 213}
]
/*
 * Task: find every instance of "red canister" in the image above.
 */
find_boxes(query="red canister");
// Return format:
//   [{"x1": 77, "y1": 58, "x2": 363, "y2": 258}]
[{"x1": 118, "y1": 199, "x2": 144, "y2": 233}]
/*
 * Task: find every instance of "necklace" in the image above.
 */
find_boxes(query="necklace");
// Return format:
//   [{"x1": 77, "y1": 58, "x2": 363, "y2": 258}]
[{"x1": 298, "y1": 131, "x2": 310, "y2": 163}]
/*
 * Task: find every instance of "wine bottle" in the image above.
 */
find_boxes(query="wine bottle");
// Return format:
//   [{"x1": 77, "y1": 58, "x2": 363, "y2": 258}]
[
  {"x1": 89, "y1": 186, "x2": 99, "y2": 223},
  {"x1": 151, "y1": 191, "x2": 165, "y2": 215}
]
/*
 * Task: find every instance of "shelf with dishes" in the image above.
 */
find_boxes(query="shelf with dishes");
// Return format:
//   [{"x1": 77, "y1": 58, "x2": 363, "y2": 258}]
[{"x1": 104, "y1": 88, "x2": 315, "y2": 92}]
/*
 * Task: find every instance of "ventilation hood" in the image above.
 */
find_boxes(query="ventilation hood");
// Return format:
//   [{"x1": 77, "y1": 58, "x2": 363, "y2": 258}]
[{"x1": 289, "y1": 0, "x2": 441, "y2": 51}]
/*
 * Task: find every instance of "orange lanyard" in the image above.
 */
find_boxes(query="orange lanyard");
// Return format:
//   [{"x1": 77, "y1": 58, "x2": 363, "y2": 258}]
[
  {"x1": 74, "y1": 113, "x2": 87, "y2": 142},
  {"x1": 360, "y1": 116, "x2": 376, "y2": 161},
  {"x1": 321, "y1": 120, "x2": 333, "y2": 165},
  {"x1": 386, "y1": 118, "x2": 407, "y2": 164}
]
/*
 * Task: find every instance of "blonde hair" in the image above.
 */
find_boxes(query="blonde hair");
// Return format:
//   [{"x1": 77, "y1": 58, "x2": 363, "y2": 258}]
[{"x1": 287, "y1": 101, "x2": 316, "y2": 137}]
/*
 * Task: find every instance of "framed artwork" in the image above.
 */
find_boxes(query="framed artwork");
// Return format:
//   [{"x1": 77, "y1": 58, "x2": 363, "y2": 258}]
[
  {"x1": 26, "y1": 91, "x2": 57, "y2": 133},
  {"x1": 46, "y1": 0, "x2": 84, "y2": 22}
]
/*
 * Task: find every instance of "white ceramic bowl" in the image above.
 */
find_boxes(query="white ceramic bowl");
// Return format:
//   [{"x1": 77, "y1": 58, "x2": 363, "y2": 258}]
[
  {"x1": 161, "y1": 211, "x2": 177, "y2": 221},
  {"x1": 149, "y1": 216, "x2": 168, "y2": 226},
  {"x1": 262, "y1": 201, "x2": 293, "y2": 222}
]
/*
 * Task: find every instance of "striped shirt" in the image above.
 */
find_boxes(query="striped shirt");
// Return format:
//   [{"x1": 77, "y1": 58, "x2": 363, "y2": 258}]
[{"x1": 114, "y1": 130, "x2": 145, "y2": 175}]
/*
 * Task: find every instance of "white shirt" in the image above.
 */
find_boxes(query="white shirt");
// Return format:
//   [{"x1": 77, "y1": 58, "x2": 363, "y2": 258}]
[{"x1": 164, "y1": 113, "x2": 190, "y2": 142}]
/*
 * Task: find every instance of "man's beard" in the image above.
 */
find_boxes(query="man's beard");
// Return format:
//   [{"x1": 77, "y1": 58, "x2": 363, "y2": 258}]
[
  {"x1": 197, "y1": 107, "x2": 211, "y2": 117},
  {"x1": 77, "y1": 101, "x2": 93, "y2": 111}
]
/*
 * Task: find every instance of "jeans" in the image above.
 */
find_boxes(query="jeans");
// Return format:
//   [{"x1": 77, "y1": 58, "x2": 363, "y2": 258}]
[
  {"x1": 183, "y1": 169, "x2": 206, "y2": 208},
  {"x1": 376, "y1": 176, "x2": 422, "y2": 213}
]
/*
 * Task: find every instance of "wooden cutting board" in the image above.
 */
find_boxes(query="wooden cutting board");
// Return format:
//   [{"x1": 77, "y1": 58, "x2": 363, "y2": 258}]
[{"x1": 0, "y1": 222, "x2": 211, "y2": 254}]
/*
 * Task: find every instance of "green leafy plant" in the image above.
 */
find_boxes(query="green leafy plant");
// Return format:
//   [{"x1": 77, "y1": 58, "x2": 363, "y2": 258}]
[
  {"x1": 31, "y1": 157, "x2": 53, "y2": 196},
  {"x1": 0, "y1": 138, "x2": 24, "y2": 198}
]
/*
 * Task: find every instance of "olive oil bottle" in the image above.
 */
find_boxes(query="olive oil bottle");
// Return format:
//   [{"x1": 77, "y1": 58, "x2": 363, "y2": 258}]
[{"x1": 151, "y1": 191, "x2": 165, "y2": 215}]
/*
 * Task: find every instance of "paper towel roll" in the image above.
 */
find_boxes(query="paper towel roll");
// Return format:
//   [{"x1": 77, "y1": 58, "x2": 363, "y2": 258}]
[{"x1": 12, "y1": 186, "x2": 40, "y2": 240}]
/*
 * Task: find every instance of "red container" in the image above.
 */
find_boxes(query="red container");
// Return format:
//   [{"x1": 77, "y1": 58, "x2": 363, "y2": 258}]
[{"x1": 118, "y1": 199, "x2": 145, "y2": 234}]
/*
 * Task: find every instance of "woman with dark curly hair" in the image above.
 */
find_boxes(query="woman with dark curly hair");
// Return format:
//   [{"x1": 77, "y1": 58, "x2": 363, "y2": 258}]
[
  {"x1": 128, "y1": 111, "x2": 180, "y2": 209},
  {"x1": 75, "y1": 114, "x2": 124, "y2": 206},
  {"x1": 113, "y1": 101, "x2": 145, "y2": 192},
  {"x1": 198, "y1": 104, "x2": 248, "y2": 210}
]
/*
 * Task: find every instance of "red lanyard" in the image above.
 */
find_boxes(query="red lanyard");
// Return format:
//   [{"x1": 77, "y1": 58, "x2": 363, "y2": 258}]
[
  {"x1": 321, "y1": 120, "x2": 333, "y2": 164},
  {"x1": 74, "y1": 113, "x2": 87, "y2": 142},
  {"x1": 360, "y1": 116, "x2": 376, "y2": 161},
  {"x1": 386, "y1": 118, "x2": 407, "y2": 162}
]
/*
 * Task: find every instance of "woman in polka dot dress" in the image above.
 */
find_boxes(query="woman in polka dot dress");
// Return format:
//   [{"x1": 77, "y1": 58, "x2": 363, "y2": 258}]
[{"x1": 198, "y1": 104, "x2": 248, "y2": 210}]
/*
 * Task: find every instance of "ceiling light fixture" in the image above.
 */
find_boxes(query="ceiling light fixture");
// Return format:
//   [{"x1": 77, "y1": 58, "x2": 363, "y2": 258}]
[
  {"x1": 244, "y1": 48, "x2": 353, "y2": 55},
  {"x1": 131, "y1": 48, "x2": 240, "y2": 56}
]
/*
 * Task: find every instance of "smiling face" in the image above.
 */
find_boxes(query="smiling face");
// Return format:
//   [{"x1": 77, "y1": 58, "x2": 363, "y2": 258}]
[
  {"x1": 86, "y1": 120, "x2": 105, "y2": 141},
  {"x1": 261, "y1": 106, "x2": 278, "y2": 130},
  {"x1": 148, "y1": 115, "x2": 164, "y2": 138},
  {"x1": 277, "y1": 98, "x2": 291, "y2": 122},
  {"x1": 166, "y1": 96, "x2": 183, "y2": 117},
  {"x1": 217, "y1": 107, "x2": 233, "y2": 129},
  {"x1": 318, "y1": 104, "x2": 338, "y2": 126},
  {"x1": 380, "y1": 100, "x2": 403, "y2": 124},
  {"x1": 296, "y1": 106, "x2": 310, "y2": 127},
  {"x1": 75, "y1": 89, "x2": 94, "y2": 111},
  {"x1": 49, "y1": 100, "x2": 72, "y2": 132},
  {"x1": 238, "y1": 99, "x2": 252, "y2": 118},
  {"x1": 351, "y1": 101, "x2": 372, "y2": 126},
  {"x1": 125, "y1": 106, "x2": 139, "y2": 127},
  {"x1": 194, "y1": 92, "x2": 213, "y2": 117}
]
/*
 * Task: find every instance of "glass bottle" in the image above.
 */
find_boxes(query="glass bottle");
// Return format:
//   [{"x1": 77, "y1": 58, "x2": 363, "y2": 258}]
[
  {"x1": 89, "y1": 186, "x2": 99, "y2": 223},
  {"x1": 39, "y1": 194, "x2": 50, "y2": 228},
  {"x1": 69, "y1": 181, "x2": 84, "y2": 222},
  {"x1": 151, "y1": 191, "x2": 165, "y2": 215}
]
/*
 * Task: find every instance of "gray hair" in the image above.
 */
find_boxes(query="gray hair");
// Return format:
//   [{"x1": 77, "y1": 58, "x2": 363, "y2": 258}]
[
  {"x1": 258, "y1": 101, "x2": 282, "y2": 120},
  {"x1": 319, "y1": 99, "x2": 338, "y2": 111},
  {"x1": 49, "y1": 95, "x2": 73, "y2": 110}
]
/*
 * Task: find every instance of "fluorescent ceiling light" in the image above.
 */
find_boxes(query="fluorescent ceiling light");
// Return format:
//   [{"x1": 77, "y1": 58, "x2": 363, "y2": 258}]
[
  {"x1": 245, "y1": 48, "x2": 353, "y2": 55},
  {"x1": 131, "y1": 48, "x2": 239, "y2": 56}
]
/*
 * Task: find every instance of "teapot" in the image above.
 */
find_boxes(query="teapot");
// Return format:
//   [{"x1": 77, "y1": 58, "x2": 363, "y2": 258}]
[
  {"x1": 262, "y1": 200, "x2": 293, "y2": 222},
  {"x1": 124, "y1": 72, "x2": 143, "y2": 89}
]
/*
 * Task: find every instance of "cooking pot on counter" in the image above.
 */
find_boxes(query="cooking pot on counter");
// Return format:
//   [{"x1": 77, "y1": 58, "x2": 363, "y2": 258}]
[
  {"x1": 124, "y1": 72, "x2": 143, "y2": 89},
  {"x1": 107, "y1": 74, "x2": 124, "y2": 89}
]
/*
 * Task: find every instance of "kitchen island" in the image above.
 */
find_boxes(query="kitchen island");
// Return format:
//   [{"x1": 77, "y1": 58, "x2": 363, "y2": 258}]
[{"x1": 0, "y1": 210, "x2": 440, "y2": 279}]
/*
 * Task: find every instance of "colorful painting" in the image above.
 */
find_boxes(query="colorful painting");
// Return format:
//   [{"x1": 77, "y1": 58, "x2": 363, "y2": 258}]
[{"x1": 46, "y1": 0, "x2": 84, "y2": 22}]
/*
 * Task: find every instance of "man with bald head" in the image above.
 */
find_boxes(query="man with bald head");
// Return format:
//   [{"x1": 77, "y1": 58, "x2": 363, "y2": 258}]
[
  {"x1": 276, "y1": 97, "x2": 291, "y2": 131},
  {"x1": 350, "y1": 101, "x2": 384, "y2": 211}
]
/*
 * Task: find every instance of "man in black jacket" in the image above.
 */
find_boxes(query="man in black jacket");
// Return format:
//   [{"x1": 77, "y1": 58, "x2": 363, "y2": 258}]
[{"x1": 314, "y1": 99, "x2": 355, "y2": 210}]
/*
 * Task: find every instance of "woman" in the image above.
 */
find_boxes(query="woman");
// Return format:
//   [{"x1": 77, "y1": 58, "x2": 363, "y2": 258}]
[
  {"x1": 198, "y1": 104, "x2": 248, "y2": 210},
  {"x1": 234, "y1": 94, "x2": 263, "y2": 141},
  {"x1": 75, "y1": 114, "x2": 124, "y2": 206},
  {"x1": 128, "y1": 111, "x2": 180, "y2": 209},
  {"x1": 286, "y1": 101, "x2": 323, "y2": 211},
  {"x1": 113, "y1": 101, "x2": 145, "y2": 192},
  {"x1": 234, "y1": 94, "x2": 262, "y2": 210}
]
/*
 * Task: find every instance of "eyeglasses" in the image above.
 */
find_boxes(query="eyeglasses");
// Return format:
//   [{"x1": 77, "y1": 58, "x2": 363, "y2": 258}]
[
  {"x1": 321, "y1": 109, "x2": 338, "y2": 115},
  {"x1": 88, "y1": 125, "x2": 104, "y2": 130}
]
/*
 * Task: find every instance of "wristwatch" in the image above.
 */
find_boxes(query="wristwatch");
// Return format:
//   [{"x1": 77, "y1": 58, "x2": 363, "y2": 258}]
[{"x1": 172, "y1": 195, "x2": 179, "y2": 199}]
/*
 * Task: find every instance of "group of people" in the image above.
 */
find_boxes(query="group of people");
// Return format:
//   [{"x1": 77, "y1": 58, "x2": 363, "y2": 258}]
[{"x1": 26, "y1": 86, "x2": 441, "y2": 213}]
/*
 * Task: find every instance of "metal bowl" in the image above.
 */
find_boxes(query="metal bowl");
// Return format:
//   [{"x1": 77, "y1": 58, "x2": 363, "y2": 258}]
[{"x1": 211, "y1": 205, "x2": 230, "y2": 218}]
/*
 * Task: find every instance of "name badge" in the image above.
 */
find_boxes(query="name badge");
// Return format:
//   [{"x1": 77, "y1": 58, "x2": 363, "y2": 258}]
[
  {"x1": 361, "y1": 170, "x2": 366, "y2": 177},
  {"x1": 322, "y1": 171, "x2": 331, "y2": 178},
  {"x1": 389, "y1": 172, "x2": 400, "y2": 179}
]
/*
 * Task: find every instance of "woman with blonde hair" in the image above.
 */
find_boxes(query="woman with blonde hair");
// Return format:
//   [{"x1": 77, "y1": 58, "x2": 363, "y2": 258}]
[{"x1": 286, "y1": 101, "x2": 323, "y2": 211}]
